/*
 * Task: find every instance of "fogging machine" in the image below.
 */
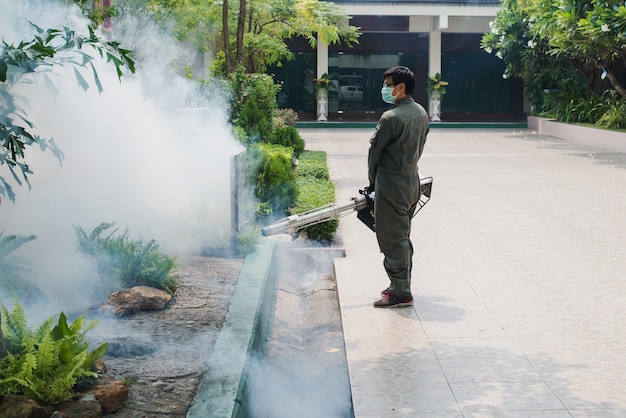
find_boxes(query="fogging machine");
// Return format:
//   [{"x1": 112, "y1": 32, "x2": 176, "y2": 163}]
[{"x1": 261, "y1": 176, "x2": 433, "y2": 236}]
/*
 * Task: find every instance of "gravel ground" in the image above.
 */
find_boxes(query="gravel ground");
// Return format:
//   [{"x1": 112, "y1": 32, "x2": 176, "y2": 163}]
[{"x1": 92, "y1": 256, "x2": 244, "y2": 417}]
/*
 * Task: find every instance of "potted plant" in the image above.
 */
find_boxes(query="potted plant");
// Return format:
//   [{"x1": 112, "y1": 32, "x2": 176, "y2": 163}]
[
  {"x1": 313, "y1": 73, "x2": 331, "y2": 98},
  {"x1": 426, "y1": 73, "x2": 448, "y2": 122},
  {"x1": 313, "y1": 73, "x2": 331, "y2": 121}
]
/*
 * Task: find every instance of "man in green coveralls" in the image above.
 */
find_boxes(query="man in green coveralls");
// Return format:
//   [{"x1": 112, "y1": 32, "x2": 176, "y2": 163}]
[{"x1": 369, "y1": 66, "x2": 429, "y2": 308}]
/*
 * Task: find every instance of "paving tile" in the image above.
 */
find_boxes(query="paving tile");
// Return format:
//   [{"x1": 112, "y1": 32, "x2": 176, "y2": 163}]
[
  {"x1": 429, "y1": 337, "x2": 525, "y2": 359},
  {"x1": 570, "y1": 410, "x2": 626, "y2": 418},
  {"x1": 464, "y1": 411, "x2": 573, "y2": 418},
  {"x1": 439, "y1": 356, "x2": 542, "y2": 383},
  {"x1": 418, "y1": 311, "x2": 508, "y2": 339},
  {"x1": 367, "y1": 414, "x2": 464, "y2": 418},
  {"x1": 300, "y1": 128, "x2": 626, "y2": 418},
  {"x1": 450, "y1": 381, "x2": 565, "y2": 412},
  {"x1": 540, "y1": 369, "x2": 626, "y2": 411},
  {"x1": 352, "y1": 382, "x2": 461, "y2": 416}
]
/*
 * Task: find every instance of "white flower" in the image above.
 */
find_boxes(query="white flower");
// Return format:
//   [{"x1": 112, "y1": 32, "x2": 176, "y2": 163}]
[
  {"x1": 503, "y1": 73, "x2": 509, "y2": 79},
  {"x1": 527, "y1": 40, "x2": 535, "y2": 48},
  {"x1": 496, "y1": 51, "x2": 503, "y2": 59},
  {"x1": 485, "y1": 47, "x2": 493, "y2": 54},
  {"x1": 601, "y1": 24, "x2": 610, "y2": 32}
]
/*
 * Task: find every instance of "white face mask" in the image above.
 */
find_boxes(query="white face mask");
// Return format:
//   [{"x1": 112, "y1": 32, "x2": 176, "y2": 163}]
[{"x1": 381, "y1": 86, "x2": 396, "y2": 104}]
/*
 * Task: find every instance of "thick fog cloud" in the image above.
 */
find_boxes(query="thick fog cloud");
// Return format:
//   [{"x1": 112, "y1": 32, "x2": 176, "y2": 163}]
[{"x1": 0, "y1": 0, "x2": 243, "y2": 314}]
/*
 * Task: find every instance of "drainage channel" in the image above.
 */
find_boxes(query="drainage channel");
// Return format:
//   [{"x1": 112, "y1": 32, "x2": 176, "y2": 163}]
[
  {"x1": 243, "y1": 243, "x2": 354, "y2": 418},
  {"x1": 187, "y1": 240, "x2": 353, "y2": 417}
]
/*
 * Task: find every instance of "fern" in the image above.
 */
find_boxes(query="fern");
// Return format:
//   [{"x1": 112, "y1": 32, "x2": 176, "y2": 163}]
[
  {"x1": 74, "y1": 222, "x2": 179, "y2": 295},
  {"x1": 1, "y1": 298, "x2": 30, "y2": 352},
  {"x1": 0, "y1": 352, "x2": 42, "y2": 400},
  {"x1": 0, "y1": 300, "x2": 108, "y2": 404},
  {"x1": 0, "y1": 352, "x2": 40, "y2": 400},
  {"x1": 35, "y1": 332, "x2": 57, "y2": 380},
  {"x1": 40, "y1": 352, "x2": 88, "y2": 403}
]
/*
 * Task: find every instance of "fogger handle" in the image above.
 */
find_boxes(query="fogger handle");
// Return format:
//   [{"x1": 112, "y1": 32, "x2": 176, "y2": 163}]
[
  {"x1": 260, "y1": 176, "x2": 433, "y2": 236},
  {"x1": 260, "y1": 195, "x2": 367, "y2": 236}
]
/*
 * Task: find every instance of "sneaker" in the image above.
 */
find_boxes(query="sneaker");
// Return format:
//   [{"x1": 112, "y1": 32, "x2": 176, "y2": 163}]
[{"x1": 373, "y1": 291, "x2": 414, "y2": 308}]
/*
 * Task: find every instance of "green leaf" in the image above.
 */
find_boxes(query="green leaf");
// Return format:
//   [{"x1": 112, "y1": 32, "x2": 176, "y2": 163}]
[
  {"x1": 43, "y1": 73, "x2": 59, "y2": 97},
  {"x1": 1, "y1": 22, "x2": 135, "y2": 202},
  {"x1": 73, "y1": 67, "x2": 89, "y2": 92},
  {"x1": 89, "y1": 61, "x2": 103, "y2": 94},
  {"x1": 0, "y1": 59, "x2": 7, "y2": 82},
  {"x1": 51, "y1": 312, "x2": 70, "y2": 340},
  {"x1": 0, "y1": 178, "x2": 16, "y2": 203},
  {"x1": 85, "y1": 342, "x2": 108, "y2": 368},
  {"x1": 58, "y1": 340, "x2": 75, "y2": 364}
]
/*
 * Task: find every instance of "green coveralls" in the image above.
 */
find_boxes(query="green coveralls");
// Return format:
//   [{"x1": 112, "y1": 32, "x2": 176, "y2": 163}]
[{"x1": 368, "y1": 96, "x2": 429, "y2": 298}]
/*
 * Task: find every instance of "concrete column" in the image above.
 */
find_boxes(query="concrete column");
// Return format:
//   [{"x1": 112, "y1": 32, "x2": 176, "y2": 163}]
[
  {"x1": 317, "y1": 37, "x2": 329, "y2": 77},
  {"x1": 428, "y1": 24, "x2": 442, "y2": 77},
  {"x1": 316, "y1": 37, "x2": 330, "y2": 121},
  {"x1": 428, "y1": 18, "x2": 444, "y2": 120}
]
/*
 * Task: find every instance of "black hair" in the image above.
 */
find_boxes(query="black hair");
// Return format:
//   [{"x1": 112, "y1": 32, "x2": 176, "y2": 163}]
[{"x1": 383, "y1": 66, "x2": 415, "y2": 95}]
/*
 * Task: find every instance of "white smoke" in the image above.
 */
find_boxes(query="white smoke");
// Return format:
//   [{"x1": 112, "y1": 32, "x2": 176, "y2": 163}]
[
  {"x1": 0, "y1": 0, "x2": 243, "y2": 314},
  {"x1": 246, "y1": 355, "x2": 353, "y2": 418}
]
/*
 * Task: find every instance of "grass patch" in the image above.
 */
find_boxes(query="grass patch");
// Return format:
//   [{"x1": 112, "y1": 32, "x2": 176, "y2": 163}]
[
  {"x1": 295, "y1": 151, "x2": 330, "y2": 180},
  {"x1": 290, "y1": 151, "x2": 338, "y2": 241}
]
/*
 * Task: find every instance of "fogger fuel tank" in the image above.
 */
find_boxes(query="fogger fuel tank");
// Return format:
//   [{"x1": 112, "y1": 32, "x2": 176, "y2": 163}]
[{"x1": 261, "y1": 176, "x2": 433, "y2": 236}]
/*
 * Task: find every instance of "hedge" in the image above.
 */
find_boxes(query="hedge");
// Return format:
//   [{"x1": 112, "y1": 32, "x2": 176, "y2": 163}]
[{"x1": 290, "y1": 151, "x2": 338, "y2": 241}]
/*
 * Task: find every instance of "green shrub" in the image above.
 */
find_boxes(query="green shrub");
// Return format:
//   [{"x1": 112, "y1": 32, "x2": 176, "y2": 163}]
[
  {"x1": 596, "y1": 99, "x2": 626, "y2": 130},
  {"x1": 247, "y1": 143, "x2": 297, "y2": 219},
  {"x1": 236, "y1": 227, "x2": 260, "y2": 256},
  {"x1": 541, "y1": 91, "x2": 611, "y2": 124},
  {"x1": 272, "y1": 108, "x2": 299, "y2": 128},
  {"x1": 526, "y1": 61, "x2": 588, "y2": 116},
  {"x1": 74, "y1": 223, "x2": 179, "y2": 296},
  {"x1": 295, "y1": 151, "x2": 330, "y2": 180},
  {"x1": 231, "y1": 125, "x2": 249, "y2": 144},
  {"x1": 239, "y1": 98, "x2": 272, "y2": 141},
  {"x1": 291, "y1": 175, "x2": 338, "y2": 242},
  {"x1": 0, "y1": 299, "x2": 107, "y2": 404},
  {"x1": 230, "y1": 69, "x2": 280, "y2": 141},
  {"x1": 268, "y1": 126, "x2": 305, "y2": 157}
]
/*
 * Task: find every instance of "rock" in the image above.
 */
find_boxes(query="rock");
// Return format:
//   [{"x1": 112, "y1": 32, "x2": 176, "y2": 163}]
[
  {"x1": 103, "y1": 336, "x2": 156, "y2": 358},
  {"x1": 100, "y1": 286, "x2": 172, "y2": 316},
  {"x1": 83, "y1": 376, "x2": 129, "y2": 413},
  {"x1": 0, "y1": 394, "x2": 54, "y2": 418},
  {"x1": 52, "y1": 396, "x2": 102, "y2": 418},
  {"x1": 92, "y1": 358, "x2": 107, "y2": 374},
  {"x1": 0, "y1": 376, "x2": 125, "y2": 417}
]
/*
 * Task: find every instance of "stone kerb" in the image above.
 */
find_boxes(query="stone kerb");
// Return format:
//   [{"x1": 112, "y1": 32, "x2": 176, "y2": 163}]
[
  {"x1": 187, "y1": 239, "x2": 276, "y2": 418},
  {"x1": 528, "y1": 116, "x2": 626, "y2": 153}
]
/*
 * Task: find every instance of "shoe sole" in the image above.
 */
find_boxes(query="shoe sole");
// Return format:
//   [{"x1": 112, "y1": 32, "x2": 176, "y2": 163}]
[{"x1": 373, "y1": 300, "x2": 414, "y2": 308}]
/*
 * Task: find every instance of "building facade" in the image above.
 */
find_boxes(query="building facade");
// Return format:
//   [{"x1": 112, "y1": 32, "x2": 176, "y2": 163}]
[{"x1": 270, "y1": 0, "x2": 526, "y2": 122}]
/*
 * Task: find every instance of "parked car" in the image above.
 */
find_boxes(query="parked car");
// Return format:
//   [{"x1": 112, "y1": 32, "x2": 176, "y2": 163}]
[{"x1": 339, "y1": 85, "x2": 363, "y2": 103}]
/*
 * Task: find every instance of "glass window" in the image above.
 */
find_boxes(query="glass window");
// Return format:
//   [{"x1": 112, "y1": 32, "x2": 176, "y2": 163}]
[
  {"x1": 329, "y1": 52, "x2": 414, "y2": 115},
  {"x1": 269, "y1": 52, "x2": 315, "y2": 113},
  {"x1": 442, "y1": 52, "x2": 511, "y2": 114}
]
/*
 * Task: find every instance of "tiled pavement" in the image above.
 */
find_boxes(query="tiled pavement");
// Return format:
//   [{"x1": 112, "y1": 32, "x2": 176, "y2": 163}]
[{"x1": 300, "y1": 127, "x2": 626, "y2": 418}]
